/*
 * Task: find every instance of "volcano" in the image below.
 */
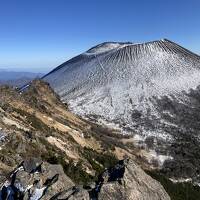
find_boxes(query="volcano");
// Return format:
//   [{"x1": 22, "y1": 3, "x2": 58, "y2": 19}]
[
  {"x1": 44, "y1": 39, "x2": 200, "y2": 180},
  {"x1": 44, "y1": 39, "x2": 200, "y2": 133}
]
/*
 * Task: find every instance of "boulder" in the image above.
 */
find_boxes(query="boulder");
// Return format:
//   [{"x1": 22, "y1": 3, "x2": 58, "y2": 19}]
[{"x1": 98, "y1": 159, "x2": 170, "y2": 200}]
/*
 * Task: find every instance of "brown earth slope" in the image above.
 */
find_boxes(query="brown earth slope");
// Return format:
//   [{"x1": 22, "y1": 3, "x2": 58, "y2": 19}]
[{"x1": 0, "y1": 80, "x2": 142, "y2": 183}]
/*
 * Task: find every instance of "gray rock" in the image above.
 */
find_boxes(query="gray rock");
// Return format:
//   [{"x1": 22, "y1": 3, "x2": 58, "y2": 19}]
[
  {"x1": 67, "y1": 188, "x2": 90, "y2": 200},
  {"x1": 49, "y1": 186, "x2": 89, "y2": 200},
  {"x1": 0, "y1": 160, "x2": 74, "y2": 200},
  {"x1": 0, "y1": 159, "x2": 171, "y2": 200},
  {"x1": 23, "y1": 158, "x2": 42, "y2": 173},
  {"x1": 41, "y1": 162, "x2": 74, "y2": 199},
  {"x1": 98, "y1": 159, "x2": 170, "y2": 200}
]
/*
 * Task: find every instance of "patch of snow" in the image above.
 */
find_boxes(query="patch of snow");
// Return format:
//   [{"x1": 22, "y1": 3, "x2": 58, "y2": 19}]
[
  {"x1": 0, "y1": 128, "x2": 6, "y2": 141},
  {"x1": 133, "y1": 134, "x2": 144, "y2": 142},
  {"x1": 30, "y1": 187, "x2": 46, "y2": 200},
  {"x1": 147, "y1": 149, "x2": 173, "y2": 167},
  {"x1": 169, "y1": 178, "x2": 192, "y2": 183},
  {"x1": 97, "y1": 118, "x2": 122, "y2": 131},
  {"x1": 85, "y1": 42, "x2": 130, "y2": 55}
]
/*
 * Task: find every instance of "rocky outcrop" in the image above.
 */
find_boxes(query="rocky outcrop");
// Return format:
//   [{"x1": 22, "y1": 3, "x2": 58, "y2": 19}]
[
  {"x1": 97, "y1": 159, "x2": 170, "y2": 200},
  {"x1": 0, "y1": 158, "x2": 170, "y2": 200},
  {"x1": 50, "y1": 159, "x2": 170, "y2": 200},
  {"x1": 0, "y1": 159, "x2": 74, "y2": 200}
]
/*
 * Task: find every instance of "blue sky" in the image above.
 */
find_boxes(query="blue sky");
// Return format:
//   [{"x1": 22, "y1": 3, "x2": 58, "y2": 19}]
[{"x1": 0, "y1": 0, "x2": 200, "y2": 73}]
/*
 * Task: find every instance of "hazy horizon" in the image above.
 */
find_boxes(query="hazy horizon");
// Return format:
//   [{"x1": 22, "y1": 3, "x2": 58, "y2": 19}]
[{"x1": 0, "y1": 66, "x2": 51, "y2": 73}]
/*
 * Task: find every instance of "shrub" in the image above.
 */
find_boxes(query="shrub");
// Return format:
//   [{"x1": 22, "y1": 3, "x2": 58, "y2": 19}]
[
  {"x1": 83, "y1": 147, "x2": 118, "y2": 175},
  {"x1": 147, "y1": 170, "x2": 200, "y2": 200}
]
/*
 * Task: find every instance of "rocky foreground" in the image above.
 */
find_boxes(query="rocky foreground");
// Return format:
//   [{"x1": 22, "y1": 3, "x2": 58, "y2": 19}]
[{"x1": 0, "y1": 158, "x2": 170, "y2": 200}]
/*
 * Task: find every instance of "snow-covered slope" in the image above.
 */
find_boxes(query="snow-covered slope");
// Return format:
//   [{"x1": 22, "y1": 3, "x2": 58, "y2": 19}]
[
  {"x1": 44, "y1": 39, "x2": 200, "y2": 180},
  {"x1": 44, "y1": 39, "x2": 200, "y2": 135}
]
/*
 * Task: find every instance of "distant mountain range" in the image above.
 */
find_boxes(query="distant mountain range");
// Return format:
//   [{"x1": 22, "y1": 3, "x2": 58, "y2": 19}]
[{"x1": 0, "y1": 70, "x2": 44, "y2": 86}]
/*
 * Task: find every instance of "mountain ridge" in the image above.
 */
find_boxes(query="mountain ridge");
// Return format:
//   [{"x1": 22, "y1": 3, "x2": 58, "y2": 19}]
[{"x1": 43, "y1": 39, "x2": 200, "y2": 79}]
